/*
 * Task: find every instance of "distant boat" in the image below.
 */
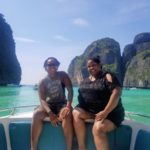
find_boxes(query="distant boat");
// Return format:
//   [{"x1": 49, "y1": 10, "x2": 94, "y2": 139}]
[
  {"x1": 33, "y1": 84, "x2": 38, "y2": 90},
  {"x1": 129, "y1": 87, "x2": 137, "y2": 90}
]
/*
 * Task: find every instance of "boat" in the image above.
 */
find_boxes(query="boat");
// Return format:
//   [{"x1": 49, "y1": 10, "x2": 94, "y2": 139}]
[
  {"x1": 33, "y1": 84, "x2": 38, "y2": 90},
  {"x1": 0, "y1": 106, "x2": 150, "y2": 150},
  {"x1": 129, "y1": 87, "x2": 137, "y2": 90}
]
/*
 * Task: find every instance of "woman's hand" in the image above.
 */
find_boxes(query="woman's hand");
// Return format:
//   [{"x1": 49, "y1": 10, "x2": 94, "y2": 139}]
[{"x1": 95, "y1": 110, "x2": 108, "y2": 122}]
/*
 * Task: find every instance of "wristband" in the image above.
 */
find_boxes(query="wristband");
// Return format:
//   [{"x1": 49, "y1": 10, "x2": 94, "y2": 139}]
[{"x1": 66, "y1": 105, "x2": 71, "y2": 109}]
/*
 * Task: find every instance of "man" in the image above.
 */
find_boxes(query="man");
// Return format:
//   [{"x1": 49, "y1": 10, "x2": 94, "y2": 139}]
[{"x1": 31, "y1": 57, "x2": 73, "y2": 150}]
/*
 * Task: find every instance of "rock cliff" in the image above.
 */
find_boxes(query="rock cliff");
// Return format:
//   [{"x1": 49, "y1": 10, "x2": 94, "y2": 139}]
[
  {"x1": 68, "y1": 33, "x2": 150, "y2": 88},
  {"x1": 0, "y1": 14, "x2": 21, "y2": 85},
  {"x1": 68, "y1": 38, "x2": 122, "y2": 85},
  {"x1": 123, "y1": 33, "x2": 150, "y2": 88}
]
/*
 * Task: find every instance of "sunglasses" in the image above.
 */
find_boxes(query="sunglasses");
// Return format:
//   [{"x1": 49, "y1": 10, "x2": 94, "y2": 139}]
[{"x1": 46, "y1": 64, "x2": 58, "y2": 67}]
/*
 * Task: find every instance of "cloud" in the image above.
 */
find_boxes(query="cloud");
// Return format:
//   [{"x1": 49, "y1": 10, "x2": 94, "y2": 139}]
[
  {"x1": 118, "y1": 2, "x2": 150, "y2": 15},
  {"x1": 72, "y1": 18, "x2": 89, "y2": 27},
  {"x1": 15, "y1": 37, "x2": 36, "y2": 43},
  {"x1": 53, "y1": 35, "x2": 70, "y2": 42}
]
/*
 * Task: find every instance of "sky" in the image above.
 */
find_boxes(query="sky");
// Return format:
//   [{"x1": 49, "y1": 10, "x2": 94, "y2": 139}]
[{"x1": 0, "y1": 0, "x2": 150, "y2": 84}]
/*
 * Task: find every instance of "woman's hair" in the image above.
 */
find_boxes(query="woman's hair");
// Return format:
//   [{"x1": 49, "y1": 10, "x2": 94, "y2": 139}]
[
  {"x1": 43, "y1": 57, "x2": 60, "y2": 68},
  {"x1": 88, "y1": 55, "x2": 101, "y2": 64}
]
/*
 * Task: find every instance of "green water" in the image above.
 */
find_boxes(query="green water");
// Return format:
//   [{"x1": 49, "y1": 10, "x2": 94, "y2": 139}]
[{"x1": 0, "y1": 86, "x2": 150, "y2": 125}]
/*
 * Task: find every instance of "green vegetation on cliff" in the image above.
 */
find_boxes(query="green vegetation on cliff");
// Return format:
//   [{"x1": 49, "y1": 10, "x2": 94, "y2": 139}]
[
  {"x1": 69, "y1": 33, "x2": 150, "y2": 88},
  {"x1": 68, "y1": 38, "x2": 122, "y2": 85},
  {"x1": 123, "y1": 50, "x2": 150, "y2": 88},
  {"x1": 123, "y1": 32, "x2": 150, "y2": 88}
]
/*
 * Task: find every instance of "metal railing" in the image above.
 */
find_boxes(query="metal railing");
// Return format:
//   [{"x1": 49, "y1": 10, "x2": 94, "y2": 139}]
[
  {"x1": 0, "y1": 105, "x2": 38, "y2": 116},
  {"x1": 0, "y1": 106, "x2": 150, "y2": 120},
  {"x1": 125, "y1": 111, "x2": 150, "y2": 120}
]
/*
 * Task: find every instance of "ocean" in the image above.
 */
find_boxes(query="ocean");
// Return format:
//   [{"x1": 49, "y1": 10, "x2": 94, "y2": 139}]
[{"x1": 0, "y1": 85, "x2": 150, "y2": 125}]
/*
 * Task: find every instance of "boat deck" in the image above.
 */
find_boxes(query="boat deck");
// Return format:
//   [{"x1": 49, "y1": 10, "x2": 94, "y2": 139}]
[
  {"x1": 1, "y1": 121, "x2": 132, "y2": 150},
  {"x1": 0, "y1": 112, "x2": 150, "y2": 150}
]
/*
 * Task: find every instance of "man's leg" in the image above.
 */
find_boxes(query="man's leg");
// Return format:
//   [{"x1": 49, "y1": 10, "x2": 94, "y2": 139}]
[
  {"x1": 59, "y1": 107, "x2": 73, "y2": 150},
  {"x1": 31, "y1": 106, "x2": 47, "y2": 150}
]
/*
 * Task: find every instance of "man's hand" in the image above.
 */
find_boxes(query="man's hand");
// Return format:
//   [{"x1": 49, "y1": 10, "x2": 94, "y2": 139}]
[
  {"x1": 48, "y1": 112, "x2": 60, "y2": 126},
  {"x1": 60, "y1": 106, "x2": 71, "y2": 119}
]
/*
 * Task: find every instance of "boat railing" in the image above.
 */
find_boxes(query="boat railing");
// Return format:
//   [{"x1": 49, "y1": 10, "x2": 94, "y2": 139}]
[
  {"x1": 0, "y1": 105, "x2": 38, "y2": 116},
  {"x1": 1, "y1": 106, "x2": 150, "y2": 121},
  {"x1": 125, "y1": 111, "x2": 150, "y2": 120}
]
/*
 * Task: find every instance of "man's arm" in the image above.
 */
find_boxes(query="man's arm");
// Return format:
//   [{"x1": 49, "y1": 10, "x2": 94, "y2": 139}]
[
  {"x1": 38, "y1": 80, "x2": 59, "y2": 126},
  {"x1": 65, "y1": 75, "x2": 73, "y2": 108},
  {"x1": 38, "y1": 80, "x2": 52, "y2": 114}
]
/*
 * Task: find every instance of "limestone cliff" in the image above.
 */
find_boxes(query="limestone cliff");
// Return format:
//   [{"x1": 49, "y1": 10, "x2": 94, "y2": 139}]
[
  {"x1": 0, "y1": 14, "x2": 21, "y2": 85},
  {"x1": 68, "y1": 38, "x2": 122, "y2": 85},
  {"x1": 123, "y1": 33, "x2": 150, "y2": 88},
  {"x1": 68, "y1": 32, "x2": 150, "y2": 88}
]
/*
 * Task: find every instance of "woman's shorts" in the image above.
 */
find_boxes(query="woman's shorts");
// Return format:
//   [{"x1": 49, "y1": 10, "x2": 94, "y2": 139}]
[{"x1": 75, "y1": 103, "x2": 124, "y2": 127}]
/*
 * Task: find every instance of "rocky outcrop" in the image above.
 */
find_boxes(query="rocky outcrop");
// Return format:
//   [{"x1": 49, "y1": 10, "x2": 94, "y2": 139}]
[
  {"x1": 123, "y1": 33, "x2": 150, "y2": 88},
  {"x1": 122, "y1": 44, "x2": 136, "y2": 78},
  {"x1": 123, "y1": 50, "x2": 150, "y2": 88},
  {"x1": 0, "y1": 14, "x2": 21, "y2": 85},
  {"x1": 68, "y1": 32, "x2": 150, "y2": 88},
  {"x1": 68, "y1": 38, "x2": 122, "y2": 85}
]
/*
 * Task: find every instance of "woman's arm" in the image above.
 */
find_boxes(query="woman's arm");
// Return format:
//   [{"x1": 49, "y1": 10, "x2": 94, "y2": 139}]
[
  {"x1": 103, "y1": 73, "x2": 122, "y2": 114},
  {"x1": 95, "y1": 73, "x2": 122, "y2": 121},
  {"x1": 103, "y1": 86, "x2": 121, "y2": 115}
]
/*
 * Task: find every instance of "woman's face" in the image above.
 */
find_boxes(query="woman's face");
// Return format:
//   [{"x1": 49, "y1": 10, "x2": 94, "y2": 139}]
[{"x1": 87, "y1": 60, "x2": 101, "y2": 77}]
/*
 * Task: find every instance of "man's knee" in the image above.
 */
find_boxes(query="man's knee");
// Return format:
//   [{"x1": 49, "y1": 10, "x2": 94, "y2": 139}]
[
  {"x1": 72, "y1": 109, "x2": 81, "y2": 120},
  {"x1": 33, "y1": 108, "x2": 46, "y2": 121}
]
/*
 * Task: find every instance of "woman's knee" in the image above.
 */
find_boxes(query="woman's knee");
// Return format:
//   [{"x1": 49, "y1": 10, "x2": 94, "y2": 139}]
[{"x1": 92, "y1": 122, "x2": 106, "y2": 136}]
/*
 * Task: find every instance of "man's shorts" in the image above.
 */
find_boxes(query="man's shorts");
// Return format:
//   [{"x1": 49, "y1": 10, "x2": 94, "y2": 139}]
[{"x1": 48, "y1": 101, "x2": 67, "y2": 115}]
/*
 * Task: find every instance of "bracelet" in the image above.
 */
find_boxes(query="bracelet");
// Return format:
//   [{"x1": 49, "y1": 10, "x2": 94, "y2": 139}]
[{"x1": 66, "y1": 105, "x2": 71, "y2": 109}]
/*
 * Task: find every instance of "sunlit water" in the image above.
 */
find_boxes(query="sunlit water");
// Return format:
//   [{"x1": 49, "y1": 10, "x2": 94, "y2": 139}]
[{"x1": 0, "y1": 86, "x2": 150, "y2": 124}]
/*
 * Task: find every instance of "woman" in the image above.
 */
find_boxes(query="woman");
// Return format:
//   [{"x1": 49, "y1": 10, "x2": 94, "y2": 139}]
[
  {"x1": 31, "y1": 57, "x2": 73, "y2": 150},
  {"x1": 73, "y1": 56, "x2": 124, "y2": 150}
]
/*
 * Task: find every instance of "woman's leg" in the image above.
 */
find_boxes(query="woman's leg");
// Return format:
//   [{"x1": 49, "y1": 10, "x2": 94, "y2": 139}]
[
  {"x1": 92, "y1": 119, "x2": 116, "y2": 150},
  {"x1": 73, "y1": 108, "x2": 94, "y2": 150},
  {"x1": 31, "y1": 106, "x2": 47, "y2": 150}
]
